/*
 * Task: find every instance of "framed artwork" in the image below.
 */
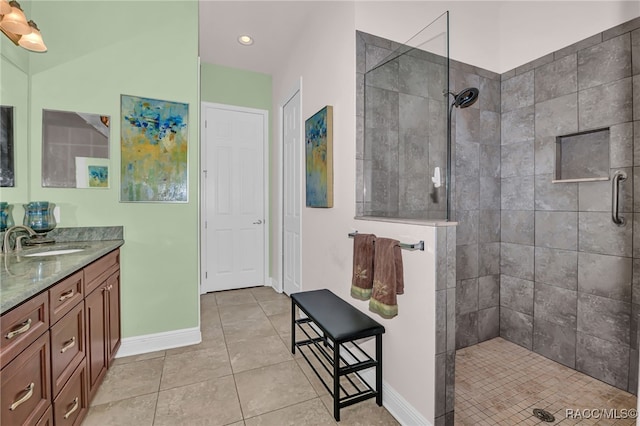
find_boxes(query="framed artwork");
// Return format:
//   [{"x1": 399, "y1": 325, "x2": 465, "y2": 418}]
[
  {"x1": 120, "y1": 94, "x2": 189, "y2": 202},
  {"x1": 0, "y1": 106, "x2": 15, "y2": 187},
  {"x1": 305, "y1": 105, "x2": 333, "y2": 208},
  {"x1": 75, "y1": 157, "x2": 109, "y2": 188}
]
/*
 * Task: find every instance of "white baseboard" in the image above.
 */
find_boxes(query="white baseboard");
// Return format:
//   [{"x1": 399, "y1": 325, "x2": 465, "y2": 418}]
[
  {"x1": 358, "y1": 369, "x2": 432, "y2": 426},
  {"x1": 304, "y1": 323, "x2": 431, "y2": 425},
  {"x1": 269, "y1": 277, "x2": 282, "y2": 293},
  {"x1": 115, "y1": 327, "x2": 201, "y2": 358}
]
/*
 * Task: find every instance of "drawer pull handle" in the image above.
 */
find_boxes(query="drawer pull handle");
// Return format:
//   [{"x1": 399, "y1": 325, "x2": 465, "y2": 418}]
[
  {"x1": 63, "y1": 397, "x2": 79, "y2": 419},
  {"x1": 61, "y1": 336, "x2": 76, "y2": 353},
  {"x1": 9, "y1": 382, "x2": 34, "y2": 411},
  {"x1": 5, "y1": 318, "x2": 32, "y2": 339},
  {"x1": 58, "y1": 289, "x2": 75, "y2": 302}
]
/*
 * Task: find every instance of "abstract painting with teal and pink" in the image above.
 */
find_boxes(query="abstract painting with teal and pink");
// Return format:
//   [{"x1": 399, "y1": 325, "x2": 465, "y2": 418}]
[{"x1": 120, "y1": 95, "x2": 189, "y2": 202}]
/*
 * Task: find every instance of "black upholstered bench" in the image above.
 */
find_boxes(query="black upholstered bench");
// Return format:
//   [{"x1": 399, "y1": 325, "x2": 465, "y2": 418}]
[{"x1": 291, "y1": 289, "x2": 385, "y2": 421}]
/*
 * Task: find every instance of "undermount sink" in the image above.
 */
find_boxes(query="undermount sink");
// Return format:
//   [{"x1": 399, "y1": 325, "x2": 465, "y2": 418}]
[{"x1": 23, "y1": 248, "x2": 85, "y2": 257}]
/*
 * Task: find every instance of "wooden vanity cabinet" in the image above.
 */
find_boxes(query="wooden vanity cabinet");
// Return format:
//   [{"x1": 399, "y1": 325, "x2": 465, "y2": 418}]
[
  {"x1": 84, "y1": 250, "x2": 121, "y2": 402},
  {"x1": 0, "y1": 247, "x2": 121, "y2": 425}
]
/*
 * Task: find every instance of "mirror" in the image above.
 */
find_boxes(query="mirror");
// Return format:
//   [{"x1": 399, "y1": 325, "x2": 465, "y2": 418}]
[
  {"x1": 42, "y1": 109, "x2": 110, "y2": 188},
  {"x1": 1, "y1": 106, "x2": 15, "y2": 187}
]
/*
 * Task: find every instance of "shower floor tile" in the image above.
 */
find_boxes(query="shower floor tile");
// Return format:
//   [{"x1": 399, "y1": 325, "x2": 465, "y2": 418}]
[{"x1": 455, "y1": 337, "x2": 637, "y2": 425}]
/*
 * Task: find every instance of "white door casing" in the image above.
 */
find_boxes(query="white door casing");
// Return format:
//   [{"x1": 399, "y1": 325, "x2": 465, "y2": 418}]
[
  {"x1": 282, "y1": 88, "x2": 302, "y2": 296},
  {"x1": 201, "y1": 103, "x2": 268, "y2": 293}
]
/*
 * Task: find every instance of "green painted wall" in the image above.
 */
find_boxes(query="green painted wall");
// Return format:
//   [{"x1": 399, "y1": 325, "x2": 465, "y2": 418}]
[
  {"x1": 25, "y1": 0, "x2": 200, "y2": 338},
  {"x1": 201, "y1": 63, "x2": 272, "y2": 111}
]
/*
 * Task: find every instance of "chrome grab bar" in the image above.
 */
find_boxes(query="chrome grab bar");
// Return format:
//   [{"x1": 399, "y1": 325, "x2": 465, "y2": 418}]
[{"x1": 612, "y1": 170, "x2": 627, "y2": 226}]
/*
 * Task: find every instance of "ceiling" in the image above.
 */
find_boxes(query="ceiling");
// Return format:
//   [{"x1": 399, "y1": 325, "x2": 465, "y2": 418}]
[{"x1": 199, "y1": 1, "x2": 321, "y2": 75}]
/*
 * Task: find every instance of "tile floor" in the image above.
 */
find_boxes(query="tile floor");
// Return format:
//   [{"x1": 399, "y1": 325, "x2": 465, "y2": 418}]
[
  {"x1": 84, "y1": 286, "x2": 400, "y2": 426},
  {"x1": 455, "y1": 337, "x2": 638, "y2": 425}
]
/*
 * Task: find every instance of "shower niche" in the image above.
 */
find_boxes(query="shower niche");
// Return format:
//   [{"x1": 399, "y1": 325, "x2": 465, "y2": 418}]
[{"x1": 554, "y1": 128, "x2": 610, "y2": 182}]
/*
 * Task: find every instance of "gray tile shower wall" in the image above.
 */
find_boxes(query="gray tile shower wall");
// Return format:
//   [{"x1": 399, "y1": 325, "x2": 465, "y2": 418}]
[
  {"x1": 499, "y1": 16, "x2": 640, "y2": 394},
  {"x1": 451, "y1": 60, "x2": 502, "y2": 350}
]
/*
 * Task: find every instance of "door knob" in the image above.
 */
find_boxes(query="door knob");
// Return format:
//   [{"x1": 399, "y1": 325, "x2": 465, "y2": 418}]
[{"x1": 253, "y1": 220, "x2": 263, "y2": 225}]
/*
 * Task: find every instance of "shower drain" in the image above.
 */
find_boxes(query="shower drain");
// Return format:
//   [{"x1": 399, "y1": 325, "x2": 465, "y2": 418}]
[{"x1": 533, "y1": 408, "x2": 555, "y2": 422}]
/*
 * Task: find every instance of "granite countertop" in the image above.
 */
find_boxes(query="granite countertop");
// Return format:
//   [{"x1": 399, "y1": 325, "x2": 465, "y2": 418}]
[{"x1": 0, "y1": 239, "x2": 124, "y2": 314}]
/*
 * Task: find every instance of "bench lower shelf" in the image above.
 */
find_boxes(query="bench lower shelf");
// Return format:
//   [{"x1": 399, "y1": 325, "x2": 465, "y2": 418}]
[{"x1": 292, "y1": 316, "x2": 382, "y2": 421}]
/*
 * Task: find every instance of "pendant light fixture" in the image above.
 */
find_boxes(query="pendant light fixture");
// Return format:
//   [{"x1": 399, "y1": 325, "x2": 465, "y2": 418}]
[{"x1": 0, "y1": 1, "x2": 47, "y2": 52}]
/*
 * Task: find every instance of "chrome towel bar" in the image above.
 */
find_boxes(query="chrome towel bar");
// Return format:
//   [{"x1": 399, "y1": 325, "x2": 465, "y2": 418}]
[{"x1": 348, "y1": 231, "x2": 424, "y2": 251}]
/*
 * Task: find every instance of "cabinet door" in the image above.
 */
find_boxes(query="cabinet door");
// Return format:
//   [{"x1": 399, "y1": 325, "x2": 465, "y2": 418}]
[
  {"x1": 0, "y1": 332, "x2": 51, "y2": 426},
  {"x1": 49, "y1": 270, "x2": 84, "y2": 325},
  {"x1": 106, "y1": 271, "x2": 121, "y2": 363},
  {"x1": 51, "y1": 301, "x2": 85, "y2": 397},
  {"x1": 0, "y1": 292, "x2": 49, "y2": 369},
  {"x1": 85, "y1": 286, "x2": 107, "y2": 402},
  {"x1": 53, "y1": 362, "x2": 88, "y2": 426},
  {"x1": 35, "y1": 405, "x2": 54, "y2": 426}
]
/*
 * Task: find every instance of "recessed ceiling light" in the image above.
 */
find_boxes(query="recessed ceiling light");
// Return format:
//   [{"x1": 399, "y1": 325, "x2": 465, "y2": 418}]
[{"x1": 238, "y1": 35, "x2": 253, "y2": 46}]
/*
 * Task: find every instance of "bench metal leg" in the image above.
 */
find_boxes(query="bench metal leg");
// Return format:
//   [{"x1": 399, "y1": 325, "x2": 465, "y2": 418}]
[
  {"x1": 291, "y1": 299, "x2": 296, "y2": 354},
  {"x1": 333, "y1": 340, "x2": 340, "y2": 421},
  {"x1": 376, "y1": 334, "x2": 383, "y2": 406}
]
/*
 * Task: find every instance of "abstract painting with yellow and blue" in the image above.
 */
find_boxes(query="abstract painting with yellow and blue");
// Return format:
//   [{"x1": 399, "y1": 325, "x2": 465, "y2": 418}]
[
  {"x1": 120, "y1": 95, "x2": 188, "y2": 202},
  {"x1": 305, "y1": 105, "x2": 333, "y2": 208}
]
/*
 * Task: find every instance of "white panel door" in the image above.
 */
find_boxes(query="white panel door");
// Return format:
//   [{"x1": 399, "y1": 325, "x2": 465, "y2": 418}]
[
  {"x1": 202, "y1": 105, "x2": 265, "y2": 293},
  {"x1": 283, "y1": 91, "x2": 302, "y2": 296}
]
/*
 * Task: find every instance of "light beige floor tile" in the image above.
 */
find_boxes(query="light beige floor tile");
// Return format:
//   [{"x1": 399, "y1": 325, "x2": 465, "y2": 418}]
[
  {"x1": 201, "y1": 292, "x2": 217, "y2": 307},
  {"x1": 201, "y1": 305, "x2": 222, "y2": 329},
  {"x1": 160, "y1": 345, "x2": 232, "y2": 390},
  {"x1": 112, "y1": 350, "x2": 165, "y2": 366},
  {"x1": 258, "y1": 297, "x2": 291, "y2": 316},
  {"x1": 268, "y1": 312, "x2": 291, "y2": 336},
  {"x1": 227, "y1": 334, "x2": 293, "y2": 373},
  {"x1": 244, "y1": 398, "x2": 337, "y2": 426},
  {"x1": 235, "y1": 360, "x2": 317, "y2": 418},
  {"x1": 215, "y1": 288, "x2": 257, "y2": 306},
  {"x1": 91, "y1": 358, "x2": 163, "y2": 406},
  {"x1": 219, "y1": 303, "x2": 269, "y2": 325},
  {"x1": 222, "y1": 317, "x2": 278, "y2": 344},
  {"x1": 250, "y1": 286, "x2": 285, "y2": 302},
  {"x1": 320, "y1": 396, "x2": 399, "y2": 425},
  {"x1": 83, "y1": 393, "x2": 157, "y2": 426},
  {"x1": 154, "y1": 376, "x2": 243, "y2": 426}
]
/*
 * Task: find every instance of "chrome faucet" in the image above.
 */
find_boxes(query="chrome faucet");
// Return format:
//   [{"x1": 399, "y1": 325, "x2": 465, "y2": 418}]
[{"x1": 2, "y1": 225, "x2": 37, "y2": 254}]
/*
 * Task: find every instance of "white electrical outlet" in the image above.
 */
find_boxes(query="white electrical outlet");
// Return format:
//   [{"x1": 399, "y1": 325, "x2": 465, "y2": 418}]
[{"x1": 53, "y1": 206, "x2": 60, "y2": 223}]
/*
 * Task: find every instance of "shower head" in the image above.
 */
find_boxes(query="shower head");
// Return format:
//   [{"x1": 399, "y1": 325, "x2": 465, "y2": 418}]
[
  {"x1": 445, "y1": 87, "x2": 480, "y2": 108},
  {"x1": 453, "y1": 87, "x2": 479, "y2": 108}
]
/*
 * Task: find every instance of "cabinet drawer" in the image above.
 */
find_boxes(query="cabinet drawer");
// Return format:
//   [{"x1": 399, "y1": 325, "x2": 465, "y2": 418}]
[
  {"x1": 84, "y1": 249, "x2": 119, "y2": 295},
  {"x1": 0, "y1": 331, "x2": 51, "y2": 426},
  {"x1": 35, "y1": 404, "x2": 53, "y2": 426},
  {"x1": 53, "y1": 361, "x2": 88, "y2": 426},
  {"x1": 51, "y1": 301, "x2": 86, "y2": 397},
  {"x1": 0, "y1": 292, "x2": 49, "y2": 369},
  {"x1": 50, "y1": 271, "x2": 84, "y2": 325}
]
